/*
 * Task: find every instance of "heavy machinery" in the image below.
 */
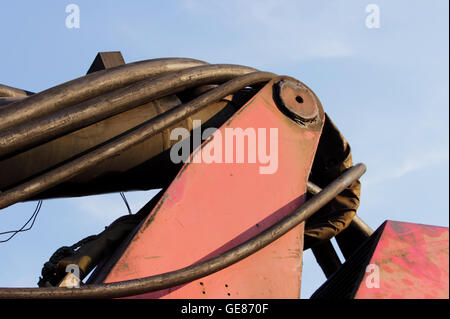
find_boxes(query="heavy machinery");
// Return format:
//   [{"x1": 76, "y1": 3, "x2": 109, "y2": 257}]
[{"x1": 0, "y1": 52, "x2": 447, "y2": 299}]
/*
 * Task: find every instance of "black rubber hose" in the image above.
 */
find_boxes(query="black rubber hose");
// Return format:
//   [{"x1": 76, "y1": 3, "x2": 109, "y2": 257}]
[
  {"x1": 0, "y1": 58, "x2": 208, "y2": 131},
  {"x1": 0, "y1": 97, "x2": 27, "y2": 107},
  {"x1": 0, "y1": 71, "x2": 275, "y2": 209},
  {"x1": 0, "y1": 164, "x2": 366, "y2": 299},
  {"x1": 0, "y1": 64, "x2": 257, "y2": 159},
  {"x1": 306, "y1": 181, "x2": 373, "y2": 236},
  {"x1": 0, "y1": 84, "x2": 33, "y2": 98}
]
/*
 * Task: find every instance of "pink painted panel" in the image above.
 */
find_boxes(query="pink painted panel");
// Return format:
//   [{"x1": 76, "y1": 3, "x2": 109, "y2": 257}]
[
  {"x1": 355, "y1": 220, "x2": 449, "y2": 299},
  {"x1": 103, "y1": 78, "x2": 323, "y2": 298}
]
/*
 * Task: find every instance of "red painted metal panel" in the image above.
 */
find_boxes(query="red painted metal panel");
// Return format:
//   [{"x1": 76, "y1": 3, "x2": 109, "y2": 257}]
[
  {"x1": 103, "y1": 77, "x2": 324, "y2": 298},
  {"x1": 355, "y1": 220, "x2": 449, "y2": 299}
]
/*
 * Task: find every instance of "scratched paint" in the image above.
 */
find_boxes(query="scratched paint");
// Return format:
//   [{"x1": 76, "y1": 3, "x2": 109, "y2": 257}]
[{"x1": 355, "y1": 220, "x2": 449, "y2": 299}]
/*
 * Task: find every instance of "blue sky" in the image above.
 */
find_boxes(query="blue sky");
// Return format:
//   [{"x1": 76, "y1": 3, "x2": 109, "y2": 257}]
[{"x1": 0, "y1": 1, "x2": 448, "y2": 298}]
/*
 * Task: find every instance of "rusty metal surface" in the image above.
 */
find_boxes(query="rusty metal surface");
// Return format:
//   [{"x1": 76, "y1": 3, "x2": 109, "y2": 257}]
[
  {"x1": 355, "y1": 220, "x2": 449, "y2": 299},
  {"x1": 101, "y1": 76, "x2": 325, "y2": 298},
  {"x1": 274, "y1": 79, "x2": 320, "y2": 126},
  {"x1": 0, "y1": 83, "x2": 33, "y2": 97}
]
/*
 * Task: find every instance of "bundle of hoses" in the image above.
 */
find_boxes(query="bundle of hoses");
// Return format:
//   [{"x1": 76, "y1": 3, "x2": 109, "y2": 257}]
[
  {"x1": 0, "y1": 57, "x2": 367, "y2": 297},
  {"x1": 0, "y1": 59, "x2": 276, "y2": 208}
]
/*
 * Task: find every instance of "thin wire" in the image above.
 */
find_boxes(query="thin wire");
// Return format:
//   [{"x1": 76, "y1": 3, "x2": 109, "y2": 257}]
[
  {"x1": 0, "y1": 200, "x2": 43, "y2": 243},
  {"x1": 119, "y1": 192, "x2": 132, "y2": 215},
  {"x1": 0, "y1": 192, "x2": 131, "y2": 243}
]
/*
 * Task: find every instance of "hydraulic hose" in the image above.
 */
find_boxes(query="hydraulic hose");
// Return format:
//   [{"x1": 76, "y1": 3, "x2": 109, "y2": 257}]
[
  {"x1": 0, "y1": 84, "x2": 33, "y2": 98},
  {"x1": 0, "y1": 64, "x2": 257, "y2": 159},
  {"x1": 0, "y1": 58, "x2": 208, "y2": 131},
  {"x1": 307, "y1": 181, "x2": 373, "y2": 237},
  {"x1": 0, "y1": 71, "x2": 275, "y2": 209}
]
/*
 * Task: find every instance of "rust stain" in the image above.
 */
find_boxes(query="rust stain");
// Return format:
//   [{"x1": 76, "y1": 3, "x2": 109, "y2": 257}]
[
  {"x1": 200, "y1": 134, "x2": 214, "y2": 149},
  {"x1": 115, "y1": 261, "x2": 130, "y2": 273},
  {"x1": 176, "y1": 161, "x2": 191, "y2": 179},
  {"x1": 142, "y1": 193, "x2": 169, "y2": 231}
]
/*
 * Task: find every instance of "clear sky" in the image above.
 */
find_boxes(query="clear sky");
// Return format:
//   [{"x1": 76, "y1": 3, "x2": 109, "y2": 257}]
[{"x1": 0, "y1": 1, "x2": 448, "y2": 298}]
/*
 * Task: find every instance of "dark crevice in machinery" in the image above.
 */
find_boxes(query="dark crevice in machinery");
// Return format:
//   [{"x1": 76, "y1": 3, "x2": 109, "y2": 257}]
[{"x1": 310, "y1": 223, "x2": 384, "y2": 299}]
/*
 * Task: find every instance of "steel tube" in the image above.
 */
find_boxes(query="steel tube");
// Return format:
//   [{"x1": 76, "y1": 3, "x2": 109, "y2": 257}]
[
  {"x1": 0, "y1": 97, "x2": 27, "y2": 107},
  {"x1": 0, "y1": 64, "x2": 257, "y2": 159},
  {"x1": 350, "y1": 216, "x2": 373, "y2": 237},
  {"x1": 0, "y1": 71, "x2": 275, "y2": 209},
  {"x1": 0, "y1": 84, "x2": 33, "y2": 98},
  {"x1": 0, "y1": 58, "x2": 208, "y2": 131},
  {"x1": 307, "y1": 181, "x2": 373, "y2": 236},
  {"x1": 0, "y1": 164, "x2": 366, "y2": 298}
]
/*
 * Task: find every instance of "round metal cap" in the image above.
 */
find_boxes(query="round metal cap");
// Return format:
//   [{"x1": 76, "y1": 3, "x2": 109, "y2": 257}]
[{"x1": 276, "y1": 79, "x2": 319, "y2": 123}]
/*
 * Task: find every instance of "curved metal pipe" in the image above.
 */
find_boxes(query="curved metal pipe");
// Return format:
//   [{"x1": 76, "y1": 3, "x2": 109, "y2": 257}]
[
  {"x1": 0, "y1": 58, "x2": 208, "y2": 131},
  {"x1": 306, "y1": 181, "x2": 373, "y2": 236},
  {"x1": 0, "y1": 97, "x2": 27, "y2": 107},
  {"x1": 349, "y1": 216, "x2": 373, "y2": 237},
  {"x1": 0, "y1": 64, "x2": 257, "y2": 159},
  {"x1": 0, "y1": 71, "x2": 275, "y2": 209},
  {"x1": 0, "y1": 163, "x2": 366, "y2": 298},
  {"x1": 0, "y1": 84, "x2": 33, "y2": 98}
]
